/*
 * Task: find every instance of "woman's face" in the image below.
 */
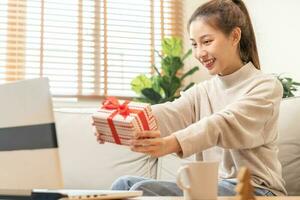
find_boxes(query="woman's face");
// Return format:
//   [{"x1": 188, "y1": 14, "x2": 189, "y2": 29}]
[{"x1": 189, "y1": 19, "x2": 242, "y2": 76}]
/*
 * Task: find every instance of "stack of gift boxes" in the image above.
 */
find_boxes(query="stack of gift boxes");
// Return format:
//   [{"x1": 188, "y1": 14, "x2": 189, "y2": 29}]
[{"x1": 92, "y1": 97, "x2": 157, "y2": 145}]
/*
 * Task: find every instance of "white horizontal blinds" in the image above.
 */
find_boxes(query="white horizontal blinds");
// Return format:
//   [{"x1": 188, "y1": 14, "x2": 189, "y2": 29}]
[
  {"x1": 0, "y1": 0, "x2": 95, "y2": 96},
  {"x1": 42, "y1": 0, "x2": 80, "y2": 95},
  {"x1": 25, "y1": 0, "x2": 99, "y2": 96},
  {"x1": 25, "y1": 0, "x2": 88, "y2": 96},
  {"x1": 101, "y1": 0, "x2": 182, "y2": 97},
  {"x1": 0, "y1": 0, "x2": 8, "y2": 84},
  {"x1": 102, "y1": 0, "x2": 153, "y2": 97},
  {"x1": 0, "y1": 0, "x2": 182, "y2": 97},
  {"x1": 80, "y1": 0, "x2": 99, "y2": 96},
  {"x1": 24, "y1": 0, "x2": 42, "y2": 82},
  {"x1": 0, "y1": 0, "x2": 26, "y2": 83}
]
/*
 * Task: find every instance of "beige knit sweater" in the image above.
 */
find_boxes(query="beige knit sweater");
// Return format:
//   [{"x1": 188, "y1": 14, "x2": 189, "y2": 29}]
[{"x1": 152, "y1": 62, "x2": 287, "y2": 195}]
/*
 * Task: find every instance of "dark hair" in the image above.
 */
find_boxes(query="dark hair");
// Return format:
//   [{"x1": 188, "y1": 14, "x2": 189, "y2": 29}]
[{"x1": 188, "y1": 0, "x2": 260, "y2": 69}]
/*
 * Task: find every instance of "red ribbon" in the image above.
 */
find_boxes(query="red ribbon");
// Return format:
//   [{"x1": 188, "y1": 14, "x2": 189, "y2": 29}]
[
  {"x1": 102, "y1": 97, "x2": 130, "y2": 118},
  {"x1": 101, "y1": 97, "x2": 150, "y2": 145}
]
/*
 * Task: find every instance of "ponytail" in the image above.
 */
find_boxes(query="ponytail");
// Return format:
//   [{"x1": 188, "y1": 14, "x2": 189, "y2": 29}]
[{"x1": 232, "y1": 0, "x2": 260, "y2": 69}]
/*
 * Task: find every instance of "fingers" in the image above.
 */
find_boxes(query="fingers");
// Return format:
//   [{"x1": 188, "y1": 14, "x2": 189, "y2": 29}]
[
  {"x1": 131, "y1": 138, "x2": 161, "y2": 146},
  {"x1": 130, "y1": 137, "x2": 163, "y2": 157},
  {"x1": 130, "y1": 142, "x2": 163, "y2": 158},
  {"x1": 130, "y1": 144, "x2": 158, "y2": 153},
  {"x1": 97, "y1": 138, "x2": 105, "y2": 144},
  {"x1": 92, "y1": 126, "x2": 105, "y2": 144},
  {"x1": 96, "y1": 133, "x2": 105, "y2": 144},
  {"x1": 134, "y1": 130, "x2": 161, "y2": 139}
]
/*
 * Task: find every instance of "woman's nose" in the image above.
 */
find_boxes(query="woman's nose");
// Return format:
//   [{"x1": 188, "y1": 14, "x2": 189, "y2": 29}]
[{"x1": 195, "y1": 48, "x2": 208, "y2": 60}]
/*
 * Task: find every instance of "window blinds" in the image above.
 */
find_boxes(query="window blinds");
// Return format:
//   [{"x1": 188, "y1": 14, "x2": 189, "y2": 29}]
[{"x1": 0, "y1": 0, "x2": 182, "y2": 98}]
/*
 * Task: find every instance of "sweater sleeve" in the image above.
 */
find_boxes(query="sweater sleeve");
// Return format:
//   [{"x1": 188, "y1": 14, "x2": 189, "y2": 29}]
[
  {"x1": 151, "y1": 85, "x2": 198, "y2": 137},
  {"x1": 174, "y1": 78, "x2": 283, "y2": 158}
]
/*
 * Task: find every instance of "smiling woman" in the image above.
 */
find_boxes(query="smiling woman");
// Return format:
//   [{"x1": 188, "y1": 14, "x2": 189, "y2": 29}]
[
  {"x1": 0, "y1": 0, "x2": 182, "y2": 98},
  {"x1": 189, "y1": 19, "x2": 244, "y2": 76},
  {"x1": 110, "y1": 0, "x2": 287, "y2": 197}
]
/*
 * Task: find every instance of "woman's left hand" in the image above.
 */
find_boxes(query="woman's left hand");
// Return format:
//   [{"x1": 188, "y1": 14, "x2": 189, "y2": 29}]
[{"x1": 130, "y1": 130, "x2": 182, "y2": 157}]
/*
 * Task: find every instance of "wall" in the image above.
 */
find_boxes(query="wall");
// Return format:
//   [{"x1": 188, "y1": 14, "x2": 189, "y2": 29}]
[{"x1": 183, "y1": 0, "x2": 300, "y2": 88}]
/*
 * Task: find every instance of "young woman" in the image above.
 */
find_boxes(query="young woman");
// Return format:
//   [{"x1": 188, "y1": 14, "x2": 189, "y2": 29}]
[{"x1": 101, "y1": 0, "x2": 287, "y2": 196}]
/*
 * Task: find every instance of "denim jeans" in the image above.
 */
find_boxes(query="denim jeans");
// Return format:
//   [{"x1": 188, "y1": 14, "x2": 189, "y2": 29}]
[{"x1": 111, "y1": 175, "x2": 275, "y2": 196}]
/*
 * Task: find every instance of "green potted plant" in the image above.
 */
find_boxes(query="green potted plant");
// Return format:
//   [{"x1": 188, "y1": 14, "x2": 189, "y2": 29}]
[
  {"x1": 131, "y1": 37, "x2": 199, "y2": 105},
  {"x1": 277, "y1": 74, "x2": 300, "y2": 98}
]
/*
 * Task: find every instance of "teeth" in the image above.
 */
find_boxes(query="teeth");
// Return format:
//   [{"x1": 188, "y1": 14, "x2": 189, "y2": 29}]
[{"x1": 204, "y1": 59, "x2": 214, "y2": 65}]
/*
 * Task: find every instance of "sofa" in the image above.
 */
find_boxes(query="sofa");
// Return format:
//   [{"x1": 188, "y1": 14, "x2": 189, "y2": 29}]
[
  {"x1": 54, "y1": 96, "x2": 300, "y2": 195},
  {"x1": 277, "y1": 96, "x2": 300, "y2": 195}
]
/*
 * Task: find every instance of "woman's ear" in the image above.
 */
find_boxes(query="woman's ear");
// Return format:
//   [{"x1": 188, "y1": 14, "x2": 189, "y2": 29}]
[{"x1": 231, "y1": 27, "x2": 241, "y2": 46}]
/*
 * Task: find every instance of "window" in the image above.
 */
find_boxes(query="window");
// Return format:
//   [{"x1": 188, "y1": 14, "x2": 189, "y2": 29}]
[{"x1": 0, "y1": 0, "x2": 182, "y2": 98}]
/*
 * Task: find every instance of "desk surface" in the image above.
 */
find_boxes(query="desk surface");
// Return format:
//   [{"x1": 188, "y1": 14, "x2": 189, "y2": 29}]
[{"x1": 129, "y1": 197, "x2": 300, "y2": 200}]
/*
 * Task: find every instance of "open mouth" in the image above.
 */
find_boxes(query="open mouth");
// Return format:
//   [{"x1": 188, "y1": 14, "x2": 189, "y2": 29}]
[{"x1": 202, "y1": 58, "x2": 216, "y2": 69}]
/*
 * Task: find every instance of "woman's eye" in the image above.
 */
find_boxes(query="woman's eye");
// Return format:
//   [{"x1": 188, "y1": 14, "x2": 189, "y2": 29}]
[
  {"x1": 203, "y1": 40, "x2": 212, "y2": 45},
  {"x1": 191, "y1": 43, "x2": 197, "y2": 48}
]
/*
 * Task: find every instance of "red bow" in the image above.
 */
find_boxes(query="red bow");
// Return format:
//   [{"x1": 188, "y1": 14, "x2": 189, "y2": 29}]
[{"x1": 102, "y1": 97, "x2": 130, "y2": 118}]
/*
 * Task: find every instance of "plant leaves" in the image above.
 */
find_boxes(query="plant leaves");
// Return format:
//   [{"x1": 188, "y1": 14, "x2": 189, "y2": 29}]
[
  {"x1": 151, "y1": 75, "x2": 162, "y2": 94},
  {"x1": 293, "y1": 82, "x2": 300, "y2": 86},
  {"x1": 180, "y1": 66, "x2": 199, "y2": 81},
  {"x1": 162, "y1": 56, "x2": 183, "y2": 77},
  {"x1": 151, "y1": 64, "x2": 161, "y2": 76},
  {"x1": 131, "y1": 74, "x2": 152, "y2": 95},
  {"x1": 159, "y1": 75, "x2": 170, "y2": 97},
  {"x1": 170, "y1": 76, "x2": 181, "y2": 97},
  {"x1": 182, "y1": 49, "x2": 192, "y2": 61},
  {"x1": 159, "y1": 76, "x2": 181, "y2": 98},
  {"x1": 162, "y1": 37, "x2": 182, "y2": 57},
  {"x1": 131, "y1": 37, "x2": 201, "y2": 104},
  {"x1": 277, "y1": 75, "x2": 300, "y2": 98},
  {"x1": 141, "y1": 88, "x2": 162, "y2": 104},
  {"x1": 183, "y1": 82, "x2": 195, "y2": 91}
]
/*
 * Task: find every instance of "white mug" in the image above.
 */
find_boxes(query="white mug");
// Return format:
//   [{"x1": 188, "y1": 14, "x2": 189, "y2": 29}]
[{"x1": 176, "y1": 161, "x2": 219, "y2": 200}]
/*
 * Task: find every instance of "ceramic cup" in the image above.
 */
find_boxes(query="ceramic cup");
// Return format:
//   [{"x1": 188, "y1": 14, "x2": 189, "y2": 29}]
[{"x1": 176, "y1": 161, "x2": 219, "y2": 200}]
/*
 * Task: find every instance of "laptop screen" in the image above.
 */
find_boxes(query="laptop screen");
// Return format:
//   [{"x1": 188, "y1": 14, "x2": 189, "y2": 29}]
[{"x1": 0, "y1": 78, "x2": 63, "y2": 190}]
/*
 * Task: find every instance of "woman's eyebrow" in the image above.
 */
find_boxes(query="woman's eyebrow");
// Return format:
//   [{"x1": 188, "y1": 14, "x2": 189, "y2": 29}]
[
  {"x1": 190, "y1": 34, "x2": 212, "y2": 42},
  {"x1": 199, "y1": 34, "x2": 212, "y2": 40}
]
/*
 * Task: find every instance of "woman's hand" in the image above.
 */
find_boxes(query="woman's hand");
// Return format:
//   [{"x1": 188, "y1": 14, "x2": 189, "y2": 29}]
[
  {"x1": 130, "y1": 130, "x2": 182, "y2": 157},
  {"x1": 92, "y1": 125, "x2": 105, "y2": 144}
]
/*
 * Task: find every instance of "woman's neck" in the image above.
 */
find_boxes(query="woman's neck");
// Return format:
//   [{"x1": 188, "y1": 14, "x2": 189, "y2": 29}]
[{"x1": 219, "y1": 58, "x2": 244, "y2": 76}]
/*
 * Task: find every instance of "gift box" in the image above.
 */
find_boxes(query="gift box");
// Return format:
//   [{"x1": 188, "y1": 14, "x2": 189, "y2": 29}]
[{"x1": 92, "y1": 97, "x2": 157, "y2": 145}]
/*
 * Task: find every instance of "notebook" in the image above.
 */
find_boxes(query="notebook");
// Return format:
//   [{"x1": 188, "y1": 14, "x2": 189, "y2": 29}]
[{"x1": 0, "y1": 78, "x2": 143, "y2": 200}]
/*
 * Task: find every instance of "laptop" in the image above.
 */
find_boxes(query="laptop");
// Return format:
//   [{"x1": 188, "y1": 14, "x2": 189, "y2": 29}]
[
  {"x1": 0, "y1": 78, "x2": 63, "y2": 190},
  {"x1": 0, "y1": 78, "x2": 142, "y2": 199},
  {"x1": 31, "y1": 189, "x2": 143, "y2": 200}
]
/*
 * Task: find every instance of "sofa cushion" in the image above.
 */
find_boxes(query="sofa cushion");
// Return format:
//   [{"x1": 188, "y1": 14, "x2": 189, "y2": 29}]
[{"x1": 278, "y1": 96, "x2": 300, "y2": 195}]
